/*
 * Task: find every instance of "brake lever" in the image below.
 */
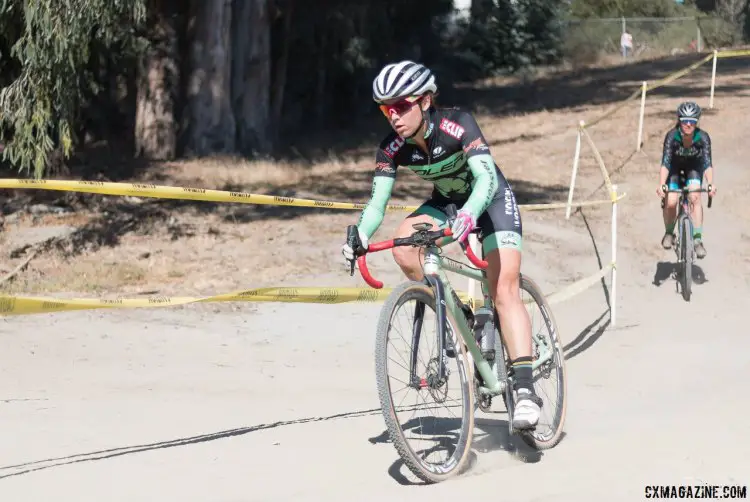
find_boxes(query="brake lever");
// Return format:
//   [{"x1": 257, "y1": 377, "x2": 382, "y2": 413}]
[
  {"x1": 443, "y1": 203, "x2": 474, "y2": 254},
  {"x1": 346, "y1": 225, "x2": 361, "y2": 276}
]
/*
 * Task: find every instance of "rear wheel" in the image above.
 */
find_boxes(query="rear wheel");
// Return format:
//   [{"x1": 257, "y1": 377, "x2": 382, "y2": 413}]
[
  {"x1": 374, "y1": 281, "x2": 475, "y2": 483},
  {"x1": 516, "y1": 275, "x2": 568, "y2": 450}
]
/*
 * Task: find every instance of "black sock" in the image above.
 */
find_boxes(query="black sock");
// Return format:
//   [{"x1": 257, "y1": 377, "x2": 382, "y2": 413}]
[{"x1": 511, "y1": 356, "x2": 534, "y2": 391}]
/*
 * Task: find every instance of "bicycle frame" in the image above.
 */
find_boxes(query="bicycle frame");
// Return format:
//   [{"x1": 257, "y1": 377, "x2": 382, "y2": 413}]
[
  {"x1": 420, "y1": 245, "x2": 554, "y2": 397},
  {"x1": 351, "y1": 223, "x2": 554, "y2": 399},
  {"x1": 661, "y1": 184, "x2": 713, "y2": 260}
]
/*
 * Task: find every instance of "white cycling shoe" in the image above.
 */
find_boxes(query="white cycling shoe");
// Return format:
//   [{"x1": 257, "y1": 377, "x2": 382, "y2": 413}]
[{"x1": 512, "y1": 388, "x2": 542, "y2": 430}]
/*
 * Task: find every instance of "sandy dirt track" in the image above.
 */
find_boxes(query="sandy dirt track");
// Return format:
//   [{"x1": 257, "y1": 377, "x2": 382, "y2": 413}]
[{"x1": 2, "y1": 62, "x2": 750, "y2": 500}]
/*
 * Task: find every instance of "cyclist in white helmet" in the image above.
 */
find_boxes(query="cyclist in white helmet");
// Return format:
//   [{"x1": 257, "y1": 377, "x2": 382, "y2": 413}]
[
  {"x1": 657, "y1": 101, "x2": 717, "y2": 259},
  {"x1": 341, "y1": 60, "x2": 542, "y2": 430}
]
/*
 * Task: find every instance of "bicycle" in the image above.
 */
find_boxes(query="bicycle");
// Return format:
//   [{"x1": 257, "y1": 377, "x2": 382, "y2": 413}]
[
  {"x1": 346, "y1": 204, "x2": 567, "y2": 483},
  {"x1": 660, "y1": 183, "x2": 713, "y2": 302}
]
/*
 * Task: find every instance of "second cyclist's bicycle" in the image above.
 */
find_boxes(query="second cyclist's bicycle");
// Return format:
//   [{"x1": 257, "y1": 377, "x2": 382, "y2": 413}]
[
  {"x1": 661, "y1": 182, "x2": 713, "y2": 301},
  {"x1": 346, "y1": 204, "x2": 567, "y2": 483}
]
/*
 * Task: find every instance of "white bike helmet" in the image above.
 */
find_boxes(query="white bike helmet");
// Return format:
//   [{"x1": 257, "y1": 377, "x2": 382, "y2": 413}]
[
  {"x1": 677, "y1": 101, "x2": 702, "y2": 120},
  {"x1": 372, "y1": 61, "x2": 437, "y2": 103}
]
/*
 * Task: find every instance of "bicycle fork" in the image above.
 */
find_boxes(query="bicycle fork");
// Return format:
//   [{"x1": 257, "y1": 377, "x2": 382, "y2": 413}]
[
  {"x1": 425, "y1": 270, "x2": 451, "y2": 388},
  {"x1": 405, "y1": 250, "x2": 451, "y2": 390}
]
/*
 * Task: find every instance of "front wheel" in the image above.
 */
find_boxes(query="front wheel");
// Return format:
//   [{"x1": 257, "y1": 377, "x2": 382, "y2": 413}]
[
  {"x1": 374, "y1": 281, "x2": 475, "y2": 483},
  {"x1": 680, "y1": 217, "x2": 693, "y2": 301}
]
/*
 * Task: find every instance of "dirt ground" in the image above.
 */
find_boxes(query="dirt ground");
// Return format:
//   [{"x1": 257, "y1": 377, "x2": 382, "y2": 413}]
[{"x1": 1, "y1": 53, "x2": 749, "y2": 501}]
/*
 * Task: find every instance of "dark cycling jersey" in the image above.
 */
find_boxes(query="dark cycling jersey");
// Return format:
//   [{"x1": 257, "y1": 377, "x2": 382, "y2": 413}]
[
  {"x1": 356, "y1": 106, "x2": 522, "y2": 252},
  {"x1": 661, "y1": 126, "x2": 713, "y2": 176}
]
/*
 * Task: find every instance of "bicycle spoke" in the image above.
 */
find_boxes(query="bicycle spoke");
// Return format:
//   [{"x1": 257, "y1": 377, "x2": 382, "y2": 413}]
[{"x1": 375, "y1": 282, "x2": 474, "y2": 483}]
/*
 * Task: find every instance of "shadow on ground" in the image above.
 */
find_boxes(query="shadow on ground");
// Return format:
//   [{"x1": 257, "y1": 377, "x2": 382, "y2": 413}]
[
  {"x1": 0, "y1": 401, "x2": 547, "y2": 486},
  {"x1": 0, "y1": 407, "x2": 384, "y2": 480},
  {"x1": 446, "y1": 53, "x2": 750, "y2": 118},
  {"x1": 368, "y1": 414, "x2": 543, "y2": 485},
  {"x1": 652, "y1": 260, "x2": 708, "y2": 288}
]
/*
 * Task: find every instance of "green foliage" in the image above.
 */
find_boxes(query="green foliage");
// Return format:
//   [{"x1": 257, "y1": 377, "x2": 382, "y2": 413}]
[
  {"x1": 6, "y1": 0, "x2": 745, "y2": 179},
  {"x1": 519, "y1": 0, "x2": 567, "y2": 65},
  {"x1": 0, "y1": 0, "x2": 146, "y2": 177},
  {"x1": 569, "y1": 0, "x2": 695, "y2": 17},
  {"x1": 277, "y1": 0, "x2": 456, "y2": 128},
  {"x1": 457, "y1": 0, "x2": 564, "y2": 78}
]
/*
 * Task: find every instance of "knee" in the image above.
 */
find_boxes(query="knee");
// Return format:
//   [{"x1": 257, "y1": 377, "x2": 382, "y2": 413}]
[
  {"x1": 665, "y1": 196, "x2": 678, "y2": 209},
  {"x1": 392, "y1": 245, "x2": 415, "y2": 268},
  {"x1": 688, "y1": 193, "x2": 701, "y2": 206}
]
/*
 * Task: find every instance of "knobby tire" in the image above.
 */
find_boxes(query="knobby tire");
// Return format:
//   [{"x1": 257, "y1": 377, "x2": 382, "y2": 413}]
[{"x1": 374, "y1": 281, "x2": 475, "y2": 484}]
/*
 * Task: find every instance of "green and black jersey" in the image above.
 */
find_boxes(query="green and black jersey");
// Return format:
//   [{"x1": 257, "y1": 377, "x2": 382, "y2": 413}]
[{"x1": 356, "y1": 106, "x2": 523, "y2": 253}]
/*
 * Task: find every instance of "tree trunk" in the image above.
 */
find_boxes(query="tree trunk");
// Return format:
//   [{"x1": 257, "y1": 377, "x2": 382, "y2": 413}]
[
  {"x1": 270, "y1": 0, "x2": 294, "y2": 145},
  {"x1": 134, "y1": 0, "x2": 180, "y2": 160},
  {"x1": 716, "y1": 0, "x2": 747, "y2": 42},
  {"x1": 184, "y1": 0, "x2": 235, "y2": 156},
  {"x1": 313, "y1": 21, "x2": 328, "y2": 125},
  {"x1": 231, "y1": 0, "x2": 271, "y2": 156}
]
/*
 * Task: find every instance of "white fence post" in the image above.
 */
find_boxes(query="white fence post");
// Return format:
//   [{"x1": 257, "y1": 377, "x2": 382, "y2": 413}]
[
  {"x1": 709, "y1": 49, "x2": 718, "y2": 109},
  {"x1": 636, "y1": 81, "x2": 647, "y2": 151},
  {"x1": 697, "y1": 25, "x2": 702, "y2": 53},
  {"x1": 565, "y1": 122, "x2": 584, "y2": 220},
  {"x1": 610, "y1": 184, "x2": 618, "y2": 328}
]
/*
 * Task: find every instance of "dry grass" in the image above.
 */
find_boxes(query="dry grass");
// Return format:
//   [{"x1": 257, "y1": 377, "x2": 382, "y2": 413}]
[
  {"x1": 153, "y1": 153, "x2": 373, "y2": 194},
  {"x1": 3, "y1": 259, "x2": 148, "y2": 295}
]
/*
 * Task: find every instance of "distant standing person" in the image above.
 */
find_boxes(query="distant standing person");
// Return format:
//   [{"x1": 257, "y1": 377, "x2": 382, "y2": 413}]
[{"x1": 621, "y1": 30, "x2": 633, "y2": 58}]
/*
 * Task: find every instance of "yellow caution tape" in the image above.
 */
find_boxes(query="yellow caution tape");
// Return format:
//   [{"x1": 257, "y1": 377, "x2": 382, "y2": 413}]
[
  {"x1": 0, "y1": 178, "x2": 617, "y2": 212},
  {"x1": 716, "y1": 49, "x2": 750, "y2": 58},
  {"x1": 469, "y1": 263, "x2": 613, "y2": 309},
  {"x1": 0, "y1": 287, "x2": 394, "y2": 315},
  {"x1": 579, "y1": 127, "x2": 616, "y2": 196},
  {"x1": 546, "y1": 263, "x2": 613, "y2": 306},
  {"x1": 583, "y1": 49, "x2": 744, "y2": 128},
  {"x1": 0, "y1": 287, "x2": 475, "y2": 316},
  {"x1": 584, "y1": 87, "x2": 643, "y2": 129},
  {"x1": 0, "y1": 260, "x2": 617, "y2": 317},
  {"x1": 0, "y1": 178, "x2": 406, "y2": 211},
  {"x1": 647, "y1": 52, "x2": 714, "y2": 92}
]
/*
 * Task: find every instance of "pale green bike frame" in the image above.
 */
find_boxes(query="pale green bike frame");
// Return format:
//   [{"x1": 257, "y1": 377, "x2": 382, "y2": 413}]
[
  {"x1": 361, "y1": 219, "x2": 566, "y2": 483},
  {"x1": 420, "y1": 237, "x2": 554, "y2": 400}
]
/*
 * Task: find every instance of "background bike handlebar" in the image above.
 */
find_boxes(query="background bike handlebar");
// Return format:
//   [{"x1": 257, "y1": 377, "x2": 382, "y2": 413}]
[
  {"x1": 354, "y1": 227, "x2": 488, "y2": 289},
  {"x1": 660, "y1": 184, "x2": 713, "y2": 209}
]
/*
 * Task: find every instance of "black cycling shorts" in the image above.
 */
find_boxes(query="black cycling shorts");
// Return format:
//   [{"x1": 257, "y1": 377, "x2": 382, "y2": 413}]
[
  {"x1": 411, "y1": 169, "x2": 523, "y2": 254},
  {"x1": 667, "y1": 167, "x2": 702, "y2": 190}
]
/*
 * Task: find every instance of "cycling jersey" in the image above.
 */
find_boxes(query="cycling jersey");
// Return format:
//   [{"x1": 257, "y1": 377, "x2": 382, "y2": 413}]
[
  {"x1": 661, "y1": 126, "x2": 713, "y2": 189},
  {"x1": 356, "y1": 106, "x2": 522, "y2": 253}
]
